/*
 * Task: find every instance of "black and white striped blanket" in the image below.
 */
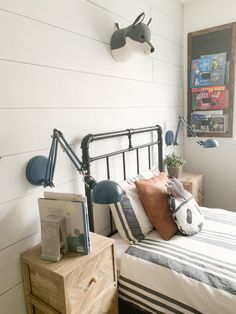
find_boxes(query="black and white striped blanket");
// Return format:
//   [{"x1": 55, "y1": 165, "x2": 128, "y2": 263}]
[{"x1": 119, "y1": 207, "x2": 236, "y2": 314}]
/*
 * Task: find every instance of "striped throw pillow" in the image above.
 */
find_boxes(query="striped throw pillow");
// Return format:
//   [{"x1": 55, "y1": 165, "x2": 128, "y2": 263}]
[{"x1": 110, "y1": 169, "x2": 158, "y2": 243}]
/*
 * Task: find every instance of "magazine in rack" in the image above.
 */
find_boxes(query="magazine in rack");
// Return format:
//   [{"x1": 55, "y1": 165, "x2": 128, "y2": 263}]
[
  {"x1": 189, "y1": 48, "x2": 230, "y2": 135},
  {"x1": 190, "y1": 52, "x2": 227, "y2": 88},
  {"x1": 191, "y1": 110, "x2": 227, "y2": 133},
  {"x1": 191, "y1": 85, "x2": 229, "y2": 110}
]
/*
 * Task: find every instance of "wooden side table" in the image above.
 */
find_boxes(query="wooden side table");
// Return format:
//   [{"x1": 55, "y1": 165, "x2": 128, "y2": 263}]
[
  {"x1": 179, "y1": 171, "x2": 205, "y2": 206},
  {"x1": 21, "y1": 233, "x2": 118, "y2": 314}
]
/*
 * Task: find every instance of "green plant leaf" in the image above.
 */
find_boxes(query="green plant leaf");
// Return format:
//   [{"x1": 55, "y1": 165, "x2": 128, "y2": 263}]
[{"x1": 164, "y1": 152, "x2": 186, "y2": 167}]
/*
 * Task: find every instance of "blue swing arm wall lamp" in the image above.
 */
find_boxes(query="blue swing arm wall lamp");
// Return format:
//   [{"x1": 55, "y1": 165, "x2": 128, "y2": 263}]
[
  {"x1": 165, "y1": 116, "x2": 219, "y2": 148},
  {"x1": 26, "y1": 129, "x2": 123, "y2": 205}
]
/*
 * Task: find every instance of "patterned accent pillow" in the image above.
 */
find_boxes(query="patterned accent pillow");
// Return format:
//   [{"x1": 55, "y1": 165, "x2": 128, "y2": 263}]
[
  {"x1": 167, "y1": 178, "x2": 204, "y2": 236},
  {"x1": 109, "y1": 169, "x2": 158, "y2": 243}
]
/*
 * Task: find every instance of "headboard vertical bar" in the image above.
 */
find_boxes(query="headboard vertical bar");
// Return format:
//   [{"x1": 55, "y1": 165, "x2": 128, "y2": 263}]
[
  {"x1": 106, "y1": 156, "x2": 115, "y2": 235},
  {"x1": 157, "y1": 126, "x2": 163, "y2": 172},
  {"x1": 80, "y1": 134, "x2": 95, "y2": 232},
  {"x1": 136, "y1": 149, "x2": 140, "y2": 174},
  {"x1": 106, "y1": 157, "x2": 110, "y2": 179},
  {"x1": 148, "y1": 145, "x2": 151, "y2": 169},
  {"x1": 122, "y1": 152, "x2": 126, "y2": 180}
]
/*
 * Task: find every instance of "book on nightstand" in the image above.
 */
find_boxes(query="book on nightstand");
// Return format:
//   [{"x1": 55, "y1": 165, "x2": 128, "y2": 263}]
[{"x1": 38, "y1": 192, "x2": 90, "y2": 255}]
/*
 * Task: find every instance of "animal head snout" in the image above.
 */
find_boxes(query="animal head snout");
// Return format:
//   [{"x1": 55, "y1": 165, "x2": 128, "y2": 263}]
[{"x1": 144, "y1": 41, "x2": 155, "y2": 55}]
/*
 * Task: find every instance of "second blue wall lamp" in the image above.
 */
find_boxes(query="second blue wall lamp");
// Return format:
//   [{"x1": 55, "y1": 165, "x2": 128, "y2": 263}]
[{"x1": 165, "y1": 116, "x2": 219, "y2": 148}]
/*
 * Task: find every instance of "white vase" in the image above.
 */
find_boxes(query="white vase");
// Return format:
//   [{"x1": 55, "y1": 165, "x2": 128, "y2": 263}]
[{"x1": 167, "y1": 166, "x2": 182, "y2": 178}]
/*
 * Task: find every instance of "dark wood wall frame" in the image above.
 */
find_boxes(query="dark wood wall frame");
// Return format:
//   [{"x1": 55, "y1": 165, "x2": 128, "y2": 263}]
[{"x1": 188, "y1": 22, "x2": 236, "y2": 138}]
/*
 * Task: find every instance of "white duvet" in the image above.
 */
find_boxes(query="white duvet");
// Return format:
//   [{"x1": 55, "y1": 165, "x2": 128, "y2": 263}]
[{"x1": 119, "y1": 207, "x2": 236, "y2": 314}]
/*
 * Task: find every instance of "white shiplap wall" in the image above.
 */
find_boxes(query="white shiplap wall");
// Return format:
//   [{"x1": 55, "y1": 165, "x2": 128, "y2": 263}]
[{"x1": 0, "y1": 0, "x2": 183, "y2": 312}]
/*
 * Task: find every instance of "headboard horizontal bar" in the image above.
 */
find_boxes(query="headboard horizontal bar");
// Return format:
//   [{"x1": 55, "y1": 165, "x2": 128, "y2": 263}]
[
  {"x1": 81, "y1": 125, "x2": 162, "y2": 148},
  {"x1": 90, "y1": 141, "x2": 160, "y2": 162}
]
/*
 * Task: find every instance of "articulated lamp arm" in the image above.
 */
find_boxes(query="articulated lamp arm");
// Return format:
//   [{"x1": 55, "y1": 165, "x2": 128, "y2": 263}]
[
  {"x1": 44, "y1": 129, "x2": 88, "y2": 188},
  {"x1": 173, "y1": 116, "x2": 219, "y2": 148},
  {"x1": 26, "y1": 129, "x2": 123, "y2": 205},
  {"x1": 174, "y1": 116, "x2": 202, "y2": 146}
]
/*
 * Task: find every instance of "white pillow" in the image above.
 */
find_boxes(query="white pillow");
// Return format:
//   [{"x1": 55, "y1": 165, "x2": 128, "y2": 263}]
[
  {"x1": 109, "y1": 169, "x2": 158, "y2": 243},
  {"x1": 127, "y1": 167, "x2": 159, "y2": 183}
]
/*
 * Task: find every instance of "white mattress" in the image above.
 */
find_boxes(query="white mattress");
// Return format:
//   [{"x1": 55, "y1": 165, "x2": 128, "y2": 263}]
[{"x1": 111, "y1": 232, "x2": 129, "y2": 275}]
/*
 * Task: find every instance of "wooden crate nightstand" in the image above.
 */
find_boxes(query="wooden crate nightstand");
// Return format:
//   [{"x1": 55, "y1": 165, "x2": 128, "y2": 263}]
[
  {"x1": 179, "y1": 171, "x2": 205, "y2": 206},
  {"x1": 21, "y1": 233, "x2": 118, "y2": 314}
]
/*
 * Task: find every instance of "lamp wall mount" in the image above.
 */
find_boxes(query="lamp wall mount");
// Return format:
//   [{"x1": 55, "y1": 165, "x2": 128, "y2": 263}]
[
  {"x1": 165, "y1": 130, "x2": 174, "y2": 146},
  {"x1": 26, "y1": 155, "x2": 48, "y2": 186}
]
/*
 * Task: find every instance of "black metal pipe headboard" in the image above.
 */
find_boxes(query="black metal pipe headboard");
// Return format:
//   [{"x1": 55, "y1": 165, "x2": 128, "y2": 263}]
[{"x1": 81, "y1": 125, "x2": 163, "y2": 232}]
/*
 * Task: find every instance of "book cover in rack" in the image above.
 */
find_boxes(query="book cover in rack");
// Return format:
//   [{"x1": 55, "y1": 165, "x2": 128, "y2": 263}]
[
  {"x1": 206, "y1": 52, "x2": 227, "y2": 86},
  {"x1": 38, "y1": 192, "x2": 90, "y2": 254},
  {"x1": 191, "y1": 110, "x2": 227, "y2": 133},
  {"x1": 192, "y1": 85, "x2": 229, "y2": 110},
  {"x1": 190, "y1": 57, "x2": 211, "y2": 87},
  {"x1": 190, "y1": 52, "x2": 227, "y2": 87}
]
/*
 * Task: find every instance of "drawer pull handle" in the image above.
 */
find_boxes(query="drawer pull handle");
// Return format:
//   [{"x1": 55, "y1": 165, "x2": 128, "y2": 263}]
[{"x1": 89, "y1": 277, "x2": 97, "y2": 286}]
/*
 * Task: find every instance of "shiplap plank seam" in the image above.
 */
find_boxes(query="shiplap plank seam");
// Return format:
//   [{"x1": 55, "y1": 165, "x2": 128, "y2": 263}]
[
  {"x1": 0, "y1": 6, "x2": 182, "y2": 49},
  {"x1": 0, "y1": 57, "x2": 183, "y2": 79},
  {"x1": 0, "y1": 58, "x2": 153, "y2": 84},
  {"x1": 0, "y1": 282, "x2": 22, "y2": 298},
  {"x1": 87, "y1": 0, "x2": 183, "y2": 27},
  {"x1": 0, "y1": 8, "x2": 108, "y2": 44},
  {"x1": 0, "y1": 178, "x2": 75, "y2": 206}
]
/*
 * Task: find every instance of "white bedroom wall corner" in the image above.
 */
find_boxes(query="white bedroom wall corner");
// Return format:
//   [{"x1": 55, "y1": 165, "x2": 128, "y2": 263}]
[{"x1": 183, "y1": 0, "x2": 236, "y2": 210}]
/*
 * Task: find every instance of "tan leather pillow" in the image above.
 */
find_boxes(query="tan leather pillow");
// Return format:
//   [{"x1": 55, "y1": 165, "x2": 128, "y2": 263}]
[{"x1": 135, "y1": 172, "x2": 177, "y2": 240}]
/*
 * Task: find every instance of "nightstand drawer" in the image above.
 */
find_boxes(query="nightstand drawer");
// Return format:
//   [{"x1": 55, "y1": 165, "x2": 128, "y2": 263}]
[
  {"x1": 82, "y1": 285, "x2": 118, "y2": 314},
  {"x1": 22, "y1": 233, "x2": 118, "y2": 314},
  {"x1": 65, "y1": 246, "x2": 116, "y2": 313},
  {"x1": 29, "y1": 265, "x2": 65, "y2": 312}
]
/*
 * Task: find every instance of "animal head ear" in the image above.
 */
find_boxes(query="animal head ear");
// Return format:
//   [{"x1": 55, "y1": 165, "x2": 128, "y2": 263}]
[
  {"x1": 147, "y1": 17, "x2": 152, "y2": 26},
  {"x1": 132, "y1": 12, "x2": 145, "y2": 28}
]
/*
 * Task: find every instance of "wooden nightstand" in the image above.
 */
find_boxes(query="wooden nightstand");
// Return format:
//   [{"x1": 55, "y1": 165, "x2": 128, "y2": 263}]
[
  {"x1": 179, "y1": 171, "x2": 205, "y2": 206},
  {"x1": 21, "y1": 233, "x2": 118, "y2": 314}
]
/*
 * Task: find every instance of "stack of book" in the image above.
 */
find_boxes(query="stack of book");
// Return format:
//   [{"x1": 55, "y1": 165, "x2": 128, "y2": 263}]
[
  {"x1": 38, "y1": 192, "x2": 90, "y2": 256},
  {"x1": 190, "y1": 52, "x2": 229, "y2": 133}
]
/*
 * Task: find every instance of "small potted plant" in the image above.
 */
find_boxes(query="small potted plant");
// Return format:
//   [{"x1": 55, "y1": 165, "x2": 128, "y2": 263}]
[{"x1": 164, "y1": 152, "x2": 186, "y2": 178}]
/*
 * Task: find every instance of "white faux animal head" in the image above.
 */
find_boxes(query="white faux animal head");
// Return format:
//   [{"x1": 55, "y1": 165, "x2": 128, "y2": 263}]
[{"x1": 111, "y1": 12, "x2": 155, "y2": 62}]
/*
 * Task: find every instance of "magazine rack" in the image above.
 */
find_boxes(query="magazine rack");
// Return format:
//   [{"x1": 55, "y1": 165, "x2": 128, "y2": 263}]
[{"x1": 188, "y1": 23, "x2": 236, "y2": 138}]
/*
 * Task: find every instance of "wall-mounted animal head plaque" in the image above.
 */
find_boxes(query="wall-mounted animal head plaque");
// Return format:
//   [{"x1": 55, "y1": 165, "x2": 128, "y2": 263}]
[{"x1": 111, "y1": 12, "x2": 154, "y2": 62}]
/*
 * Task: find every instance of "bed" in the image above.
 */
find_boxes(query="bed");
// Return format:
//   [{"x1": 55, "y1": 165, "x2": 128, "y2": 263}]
[{"x1": 81, "y1": 125, "x2": 236, "y2": 314}]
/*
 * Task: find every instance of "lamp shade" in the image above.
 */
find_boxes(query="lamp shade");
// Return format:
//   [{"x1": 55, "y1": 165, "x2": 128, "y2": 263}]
[
  {"x1": 92, "y1": 180, "x2": 123, "y2": 204},
  {"x1": 201, "y1": 139, "x2": 219, "y2": 148}
]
